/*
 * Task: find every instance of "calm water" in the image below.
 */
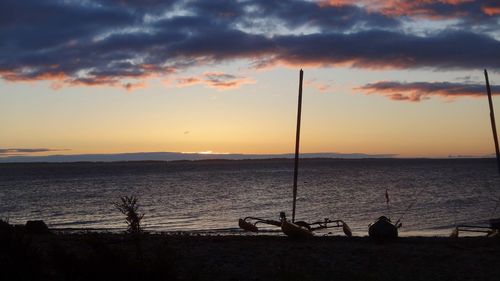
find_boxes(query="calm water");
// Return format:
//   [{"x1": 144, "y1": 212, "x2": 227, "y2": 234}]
[{"x1": 1, "y1": 159, "x2": 499, "y2": 236}]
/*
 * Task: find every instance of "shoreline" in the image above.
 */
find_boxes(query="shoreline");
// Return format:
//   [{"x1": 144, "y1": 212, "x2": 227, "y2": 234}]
[
  {"x1": 5, "y1": 220, "x2": 488, "y2": 238},
  {"x1": 2, "y1": 228, "x2": 500, "y2": 280},
  {"x1": 48, "y1": 228, "x2": 462, "y2": 238}
]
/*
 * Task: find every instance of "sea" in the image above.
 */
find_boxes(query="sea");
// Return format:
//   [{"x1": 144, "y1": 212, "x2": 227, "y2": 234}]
[{"x1": 1, "y1": 158, "x2": 499, "y2": 237}]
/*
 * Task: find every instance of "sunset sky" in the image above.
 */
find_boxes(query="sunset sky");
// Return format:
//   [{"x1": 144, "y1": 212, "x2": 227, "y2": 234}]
[{"x1": 1, "y1": 0, "x2": 500, "y2": 158}]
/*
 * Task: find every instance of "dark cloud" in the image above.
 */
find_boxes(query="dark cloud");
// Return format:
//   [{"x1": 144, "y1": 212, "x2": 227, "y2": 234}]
[
  {"x1": 96, "y1": 0, "x2": 178, "y2": 11},
  {"x1": 271, "y1": 30, "x2": 500, "y2": 69},
  {"x1": 0, "y1": 0, "x2": 498, "y2": 89},
  {"x1": 0, "y1": 148, "x2": 69, "y2": 154},
  {"x1": 239, "y1": 0, "x2": 400, "y2": 31},
  {"x1": 189, "y1": 0, "x2": 246, "y2": 22},
  {"x1": 357, "y1": 81, "x2": 500, "y2": 102},
  {"x1": 0, "y1": 0, "x2": 136, "y2": 51}
]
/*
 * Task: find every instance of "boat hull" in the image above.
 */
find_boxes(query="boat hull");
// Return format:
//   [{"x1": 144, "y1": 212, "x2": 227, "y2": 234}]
[
  {"x1": 489, "y1": 218, "x2": 500, "y2": 230},
  {"x1": 369, "y1": 217, "x2": 398, "y2": 241},
  {"x1": 238, "y1": 219, "x2": 258, "y2": 232},
  {"x1": 281, "y1": 220, "x2": 313, "y2": 238}
]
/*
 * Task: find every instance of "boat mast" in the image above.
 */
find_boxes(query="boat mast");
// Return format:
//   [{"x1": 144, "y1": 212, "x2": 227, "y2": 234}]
[
  {"x1": 484, "y1": 69, "x2": 500, "y2": 174},
  {"x1": 292, "y1": 69, "x2": 304, "y2": 223}
]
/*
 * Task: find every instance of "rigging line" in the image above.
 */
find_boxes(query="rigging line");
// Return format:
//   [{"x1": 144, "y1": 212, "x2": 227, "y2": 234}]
[
  {"x1": 395, "y1": 185, "x2": 426, "y2": 225},
  {"x1": 490, "y1": 195, "x2": 500, "y2": 217}
]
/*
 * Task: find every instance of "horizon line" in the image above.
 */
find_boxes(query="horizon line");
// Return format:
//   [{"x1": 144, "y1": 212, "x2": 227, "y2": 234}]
[{"x1": 0, "y1": 151, "x2": 496, "y2": 163}]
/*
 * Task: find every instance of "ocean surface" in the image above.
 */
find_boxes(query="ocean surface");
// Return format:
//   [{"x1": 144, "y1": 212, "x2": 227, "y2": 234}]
[{"x1": 1, "y1": 158, "x2": 499, "y2": 236}]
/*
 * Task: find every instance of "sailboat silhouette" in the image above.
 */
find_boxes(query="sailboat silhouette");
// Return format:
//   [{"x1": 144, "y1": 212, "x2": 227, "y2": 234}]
[{"x1": 238, "y1": 69, "x2": 352, "y2": 238}]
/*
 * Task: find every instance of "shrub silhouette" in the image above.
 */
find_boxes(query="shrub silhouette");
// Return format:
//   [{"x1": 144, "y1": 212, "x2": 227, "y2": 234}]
[{"x1": 114, "y1": 196, "x2": 144, "y2": 235}]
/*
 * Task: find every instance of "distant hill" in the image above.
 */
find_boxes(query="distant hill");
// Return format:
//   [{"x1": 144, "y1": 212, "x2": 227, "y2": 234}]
[{"x1": 0, "y1": 152, "x2": 397, "y2": 163}]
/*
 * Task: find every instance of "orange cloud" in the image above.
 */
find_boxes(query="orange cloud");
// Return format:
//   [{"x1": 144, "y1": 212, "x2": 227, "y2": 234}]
[
  {"x1": 483, "y1": 6, "x2": 500, "y2": 16},
  {"x1": 0, "y1": 62, "x2": 175, "y2": 91},
  {"x1": 320, "y1": 0, "x2": 476, "y2": 19},
  {"x1": 318, "y1": 0, "x2": 356, "y2": 7},
  {"x1": 0, "y1": 69, "x2": 67, "y2": 82},
  {"x1": 305, "y1": 79, "x2": 333, "y2": 93},
  {"x1": 176, "y1": 77, "x2": 202, "y2": 87},
  {"x1": 69, "y1": 77, "x2": 119, "y2": 87},
  {"x1": 123, "y1": 81, "x2": 146, "y2": 91},
  {"x1": 140, "y1": 64, "x2": 177, "y2": 74},
  {"x1": 373, "y1": 0, "x2": 474, "y2": 19},
  {"x1": 0, "y1": 68, "x2": 154, "y2": 91},
  {"x1": 176, "y1": 72, "x2": 255, "y2": 90},
  {"x1": 68, "y1": 77, "x2": 149, "y2": 91}
]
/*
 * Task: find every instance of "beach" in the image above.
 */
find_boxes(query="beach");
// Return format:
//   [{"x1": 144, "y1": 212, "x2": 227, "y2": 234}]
[{"x1": 2, "y1": 228, "x2": 500, "y2": 281}]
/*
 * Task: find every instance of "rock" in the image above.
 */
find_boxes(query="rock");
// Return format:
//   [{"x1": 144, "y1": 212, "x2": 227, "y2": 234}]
[
  {"x1": 0, "y1": 219, "x2": 13, "y2": 237},
  {"x1": 25, "y1": 220, "x2": 51, "y2": 234}
]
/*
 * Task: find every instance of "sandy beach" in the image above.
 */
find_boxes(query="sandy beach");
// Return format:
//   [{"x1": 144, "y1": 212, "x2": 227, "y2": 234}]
[{"x1": 2, "y1": 228, "x2": 500, "y2": 281}]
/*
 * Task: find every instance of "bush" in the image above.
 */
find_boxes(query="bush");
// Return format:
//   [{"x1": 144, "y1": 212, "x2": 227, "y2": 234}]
[{"x1": 114, "y1": 196, "x2": 144, "y2": 235}]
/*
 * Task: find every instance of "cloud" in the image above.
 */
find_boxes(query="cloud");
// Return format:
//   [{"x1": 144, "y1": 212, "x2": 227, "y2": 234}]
[
  {"x1": 0, "y1": 0, "x2": 498, "y2": 89},
  {"x1": 176, "y1": 72, "x2": 255, "y2": 89},
  {"x1": 0, "y1": 148, "x2": 70, "y2": 155},
  {"x1": 322, "y1": 0, "x2": 497, "y2": 21},
  {"x1": 305, "y1": 79, "x2": 332, "y2": 93},
  {"x1": 365, "y1": 0, "x2": 478, "y2": 18},
  {"x1": 483, "y1": 5, "x2": 500, "y2": 16},
  {"x1": 271, "y1": 30, "x2": 500, "y2": 69},
  {"x1": 123, "y1": 81, "x2": 146, "y2": 91},
  {"x1": 176, "y1": 77, "x2": 202, "y2": 87},
  {"x1": 242, "y1": 0, "x2": 400, "y2": 32},
  {"x1": 357, "y1": 81, "x2": 500, "y2": 102},
  {"x1": 203, "y1": 72, "x2": 255, "y2": 89}
]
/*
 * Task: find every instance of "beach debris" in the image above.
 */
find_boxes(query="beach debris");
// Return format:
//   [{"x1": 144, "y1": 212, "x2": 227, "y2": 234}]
[
  {"x1": 114, "y1": 196, "x2": 144, "y2": 235},
  {"x1": 451, "y1": 218, "x2": 500, "y2": 238},
  {"x1": 25, "y1": 220, "x2": 51, "y2": 235}
]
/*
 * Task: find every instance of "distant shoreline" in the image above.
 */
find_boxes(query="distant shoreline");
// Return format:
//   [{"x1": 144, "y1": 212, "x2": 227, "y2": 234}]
[
  {"x1": 0, "y1": 156, "x2": 496, "y2": 165},
  {"x1": 0, "y1": 151, "x2": 398, "y2": 163}
]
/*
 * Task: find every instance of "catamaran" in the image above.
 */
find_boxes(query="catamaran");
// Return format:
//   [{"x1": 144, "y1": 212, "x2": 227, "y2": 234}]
[
  {"x1": 238, "y1": 69, "x2": 352, "y2": 238},
  {"x1": 452, "y1": 69, "x2": 500, "y2": 238}
]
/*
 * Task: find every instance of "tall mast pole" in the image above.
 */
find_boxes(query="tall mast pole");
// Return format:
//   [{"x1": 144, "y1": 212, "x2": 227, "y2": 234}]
[
  {"x1": 292, "y1": 69, "x2": 304, "y2": 223},
  {"x1": 485, "y1": 69, "x2": 500, "y2": 174}
]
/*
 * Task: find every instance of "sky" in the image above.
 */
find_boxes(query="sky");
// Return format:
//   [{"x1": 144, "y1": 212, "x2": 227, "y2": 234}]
[{"x1": 1, "y1": 0, "x2": 500, "y2": 159}]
